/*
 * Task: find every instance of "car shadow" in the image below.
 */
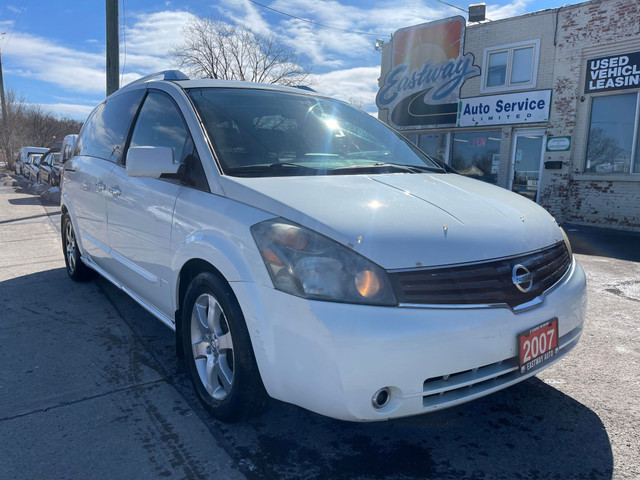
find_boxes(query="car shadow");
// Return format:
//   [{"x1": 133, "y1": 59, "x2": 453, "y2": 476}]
[
  {"x1": 3, "y1": 269, "x2": 613, "y2": 480},
  {"x1": 226, "y1": 378, "x2": 614, "y2": 479},
  {"x1": 8, "y1": 196, "x2": 43, "y2": 206},
  {"x1": 87, "y1": 275, "x2": 615, "y2": 480}
]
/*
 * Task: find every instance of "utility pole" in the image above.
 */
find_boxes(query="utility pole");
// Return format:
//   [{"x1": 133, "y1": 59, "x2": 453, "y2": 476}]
[
  {"x1": 0, "y1": 33, "x2": 7, "y2": 123},
  {"x1": 0, "y1": 33, "x2": 8, "y2": 168},
  {"x1": 105, "y1": 0, "x2": 119, "y2": 96}
]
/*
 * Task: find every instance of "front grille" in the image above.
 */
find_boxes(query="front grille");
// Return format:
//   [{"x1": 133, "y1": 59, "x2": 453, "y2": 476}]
[{"x1": 389, "y1": 242, "x2": 571, "y2": 309}]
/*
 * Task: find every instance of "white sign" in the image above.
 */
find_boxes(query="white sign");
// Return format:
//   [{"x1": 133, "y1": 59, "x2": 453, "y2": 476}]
[{"x1": 457, "y1": 90, "x2": 551, "y2": 127}]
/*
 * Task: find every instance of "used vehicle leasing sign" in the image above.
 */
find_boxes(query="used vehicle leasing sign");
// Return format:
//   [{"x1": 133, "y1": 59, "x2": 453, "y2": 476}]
[
  {"x1": 585, "y1": 52, "x2": 640, "y2": 94},
  {"x1": 457, "y1": 90, "x2": 551, "y2": 127}
]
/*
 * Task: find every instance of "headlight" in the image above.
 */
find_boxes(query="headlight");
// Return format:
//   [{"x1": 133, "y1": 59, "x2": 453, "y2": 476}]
[
  {"x1": 251, "y1": 219, "x2": 397, "y2": 306},
  {"x1": 560, "y1": 227, "x2": 573, "y2": 259}
]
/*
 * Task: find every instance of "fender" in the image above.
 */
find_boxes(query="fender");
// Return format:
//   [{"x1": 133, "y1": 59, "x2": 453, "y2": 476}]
[
  {"x1": 169, "y1": 188, "x2": 276, "y2": 312},
  {"x1": 61, "y1": 193, "x2": 88, "y2": 258}
]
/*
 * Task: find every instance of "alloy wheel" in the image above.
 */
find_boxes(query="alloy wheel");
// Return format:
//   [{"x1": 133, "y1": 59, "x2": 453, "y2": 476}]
[
  {"x1": 65, "y1": 220, "x2": 77, "y2": 273},
  {"x1": 190, "y1": 293, "x2": 235, "y2": 400}
]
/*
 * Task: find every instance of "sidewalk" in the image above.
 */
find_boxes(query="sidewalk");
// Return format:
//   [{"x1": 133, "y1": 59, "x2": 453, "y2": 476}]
[{"x1": 0, "y1": 174, "x2": 244, "y2": 480}]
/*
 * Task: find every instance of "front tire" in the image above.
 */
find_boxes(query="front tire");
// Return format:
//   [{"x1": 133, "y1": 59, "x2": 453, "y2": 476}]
[
  {"x1": 181, "y1": 272, "x2": 267, "y2": 422},
  {"x1": 62, "y1": 214, "x2": 95, "y2": 281}
]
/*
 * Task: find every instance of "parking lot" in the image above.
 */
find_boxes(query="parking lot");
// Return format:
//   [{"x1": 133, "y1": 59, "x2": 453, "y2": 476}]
[{"x1": 0, "y1": 172, "x2": 638, "y2": 480}]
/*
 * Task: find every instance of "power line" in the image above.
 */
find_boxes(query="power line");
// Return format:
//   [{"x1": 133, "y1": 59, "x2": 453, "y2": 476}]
[
  {"x1": 435, "y1": 0, "x2": 468, "y2": 14},
  {"x1": 247, "y1": 0, "x2": 390, "y2": 38},
  {"x1": 1, "y1": 0, "x2": 29, "y2": 51}
]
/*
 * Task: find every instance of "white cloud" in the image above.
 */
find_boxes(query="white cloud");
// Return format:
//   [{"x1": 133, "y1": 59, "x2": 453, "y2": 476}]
[
  {"x1": 3, "y1": 33, "x2": 106, "y2": 93},
  {"x1": 218, "y1": 0, "x2": 456, "y2": 68},
  {"x1": 124, "y1": 10, "x2": 196, "y2": 59},
  {"x1": 311, "y1": 66, "x2": 381, "y2": 110},
  {"x1": 2, "y1": 10, "x2": 195, "y2": 97},
  {"x1": 217, "y1": 0, "x2": 274, "y2": 36},
  {"x1": 22, "y1": 102, "x2": 96, "y2": 122},
  {"x1": 487, "y1": 0, "x2": 534, "y2": 19}
]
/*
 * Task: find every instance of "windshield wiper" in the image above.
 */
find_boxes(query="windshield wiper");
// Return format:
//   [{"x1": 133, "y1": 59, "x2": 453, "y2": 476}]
[
  {"x1": 226, "y1": 162, "x2": 324, "y2": 177},
  {"x1": 379, "y1": 163, "x2": 446, "y2": 173},
  {"x1": 330, "y1": 162, "x2": 445, "y2": 175}
]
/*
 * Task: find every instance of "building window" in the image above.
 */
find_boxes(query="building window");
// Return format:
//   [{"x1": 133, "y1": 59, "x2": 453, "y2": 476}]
[
  {"x1": 418, "y1": 134, "x2": 448, "y2": 161},
  {"x1": 482, "y1": 40, "x2": 539, "y2": 92},
  {"x1": 585, "y1": 92, "x2": 640, "y2": 174},
  {"x1": 451, "y1": 131, "x2": 502, "y2": 184}
]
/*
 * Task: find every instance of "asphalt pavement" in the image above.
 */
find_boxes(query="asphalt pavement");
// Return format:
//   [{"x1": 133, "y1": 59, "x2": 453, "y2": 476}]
[
  {"x1": 0, "y1": 174, "x2": 244, "y2": 480},
  {"x1": 1, "y1": 171, "x2": 638, "y2": 480}
]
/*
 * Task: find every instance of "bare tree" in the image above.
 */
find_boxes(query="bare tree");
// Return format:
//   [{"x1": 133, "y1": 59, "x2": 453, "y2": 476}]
[
  {"x1": 585, "y1": 128, "x2": 624, "y2": 172},
  {"x1": 170, "y1": 18, "x2": 312, "y2": 87},
  {"x1": 0, "y1": 88, "x2": 83, "y2": 169},
  {"x1": 0, "y1": 89, "x2": 28, "y2": 167}
]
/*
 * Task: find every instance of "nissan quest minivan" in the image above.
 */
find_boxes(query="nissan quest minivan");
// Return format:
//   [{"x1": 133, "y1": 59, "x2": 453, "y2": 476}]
[{"x1": 61, "y1": 71, "x2": 587, "y2": 422}]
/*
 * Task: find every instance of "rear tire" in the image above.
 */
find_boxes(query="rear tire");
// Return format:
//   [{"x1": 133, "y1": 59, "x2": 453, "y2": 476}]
[
  {"x1": 62, "y1": 214, "x2": 95, "y2": 282},
  {"x1": 181, "y1": 272, "x2": 267, "y2": 422}
]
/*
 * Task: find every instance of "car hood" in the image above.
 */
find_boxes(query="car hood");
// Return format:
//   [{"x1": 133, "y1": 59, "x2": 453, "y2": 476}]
[{"x1": 221, "y1": 173, "x2": 565, "y2": 269}]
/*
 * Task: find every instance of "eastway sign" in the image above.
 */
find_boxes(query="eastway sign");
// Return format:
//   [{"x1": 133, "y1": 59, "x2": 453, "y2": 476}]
[
  {"x1": 376, "y1": 16, "x2": 480, "y2": 130},
  {"x1": 585, "y1": 52, "x2": 640, "y2": 94},
  {"x1": 457, "y1": 90, "x2": 551, "y2": 127}
]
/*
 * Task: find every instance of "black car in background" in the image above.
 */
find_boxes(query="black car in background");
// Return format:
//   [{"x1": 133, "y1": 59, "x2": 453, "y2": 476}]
[{"x1": 37, "y1": 150, "x2": 62, "y2": 185}]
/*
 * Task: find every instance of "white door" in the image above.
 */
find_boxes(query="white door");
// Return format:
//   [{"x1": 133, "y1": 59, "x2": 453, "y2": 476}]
[
  {"x1": 106, "y1": 90, "x2": 195, "y2": 315},
  {"x1": 509, "y1": 129, "x2": 546, "y2": 203}
]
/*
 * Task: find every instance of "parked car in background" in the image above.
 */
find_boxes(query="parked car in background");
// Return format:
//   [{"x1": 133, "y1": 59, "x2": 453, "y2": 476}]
[
  {"x1": 22, "y1": 154, "x2": 42, "y2": 181},
  {"x1": 61, "y1": 71, "x2": 587, "y2": 423},
  {"x1": 27, "y1": 154, "x2": 45, "y2": 182},
  {"x1": 15, "y1": 146, "x2": 48, "y2": 176},
  {"x1": 37, "y1": 150, "x2": 62, "y2": 186},
  {"x1": 21, "y1": 155, "x2": 34, "y2": 178}
]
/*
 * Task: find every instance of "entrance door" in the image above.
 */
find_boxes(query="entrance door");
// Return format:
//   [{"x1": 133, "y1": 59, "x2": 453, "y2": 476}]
[{"x1": 509, "y1": 129, "x2": 545, "y2": 202}]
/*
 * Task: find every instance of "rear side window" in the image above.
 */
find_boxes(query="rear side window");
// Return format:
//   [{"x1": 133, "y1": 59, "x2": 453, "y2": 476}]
[{"x1": 75, "y1": 89, "x2": 145, "y2": 163}]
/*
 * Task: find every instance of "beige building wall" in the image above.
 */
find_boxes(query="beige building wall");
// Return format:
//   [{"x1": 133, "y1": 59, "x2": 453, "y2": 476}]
[{"x1": 542, "y1": 0, "x2": 640, "y2": 230}]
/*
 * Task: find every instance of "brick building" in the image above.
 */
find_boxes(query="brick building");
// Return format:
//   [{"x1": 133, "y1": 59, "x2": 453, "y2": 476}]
[{"x1": 377, "y1": 0, "x2": 640, "y2": 232}]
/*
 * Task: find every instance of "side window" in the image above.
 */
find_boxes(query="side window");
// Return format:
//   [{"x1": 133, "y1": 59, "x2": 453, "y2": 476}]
[
  {"x1": 130, "y1": 91, "x2": 190, "y2": 164},
  {"x1": 129, "y1": 91, "x2": 209, "y2": 191},
  {"x1": 75, "y1": 89, "x2": 145, "y2": 163}
]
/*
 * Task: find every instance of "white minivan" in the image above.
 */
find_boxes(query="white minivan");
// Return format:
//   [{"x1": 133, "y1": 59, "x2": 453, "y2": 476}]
[{"x1": 61, "y1": 71, "x2": 587, "y2": 422}]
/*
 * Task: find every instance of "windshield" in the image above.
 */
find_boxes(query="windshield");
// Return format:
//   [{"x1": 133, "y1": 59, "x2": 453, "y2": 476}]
[
  {"x1": 187, "y1": 88, "x2": 444, "y2": 177},
  {"x1": 52, "y1": 152, "x2": 61, "y2": 165}
]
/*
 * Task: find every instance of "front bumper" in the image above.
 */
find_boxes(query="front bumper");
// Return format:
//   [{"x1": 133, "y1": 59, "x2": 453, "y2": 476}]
[{"x1": 232, "y1": 259, "x2": 587, "y2": 421}]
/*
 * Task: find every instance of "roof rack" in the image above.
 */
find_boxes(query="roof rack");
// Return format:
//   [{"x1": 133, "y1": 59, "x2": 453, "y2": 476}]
[{"x1": 121, "y1": 70, "x2": 189, "y2": 90}]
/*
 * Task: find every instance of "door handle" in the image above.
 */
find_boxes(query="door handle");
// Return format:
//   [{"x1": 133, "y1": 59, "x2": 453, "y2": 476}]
[
  {"x1": 96, "y1": 182, "x2": 106, "y2": 192},
  {"x1": 109, "y1": 187, "x2": 121, "y2": 198}
]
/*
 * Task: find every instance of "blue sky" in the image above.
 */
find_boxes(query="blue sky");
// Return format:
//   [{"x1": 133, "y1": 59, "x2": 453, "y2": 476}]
[{"x1": 0, "y1": 0, "x2": 580, "y2": 121}]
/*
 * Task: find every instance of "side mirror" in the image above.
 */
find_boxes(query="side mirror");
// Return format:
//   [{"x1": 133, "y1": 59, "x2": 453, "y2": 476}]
[{"x1": 126, "y1": 146, "x2": 180, "y2": 178}]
